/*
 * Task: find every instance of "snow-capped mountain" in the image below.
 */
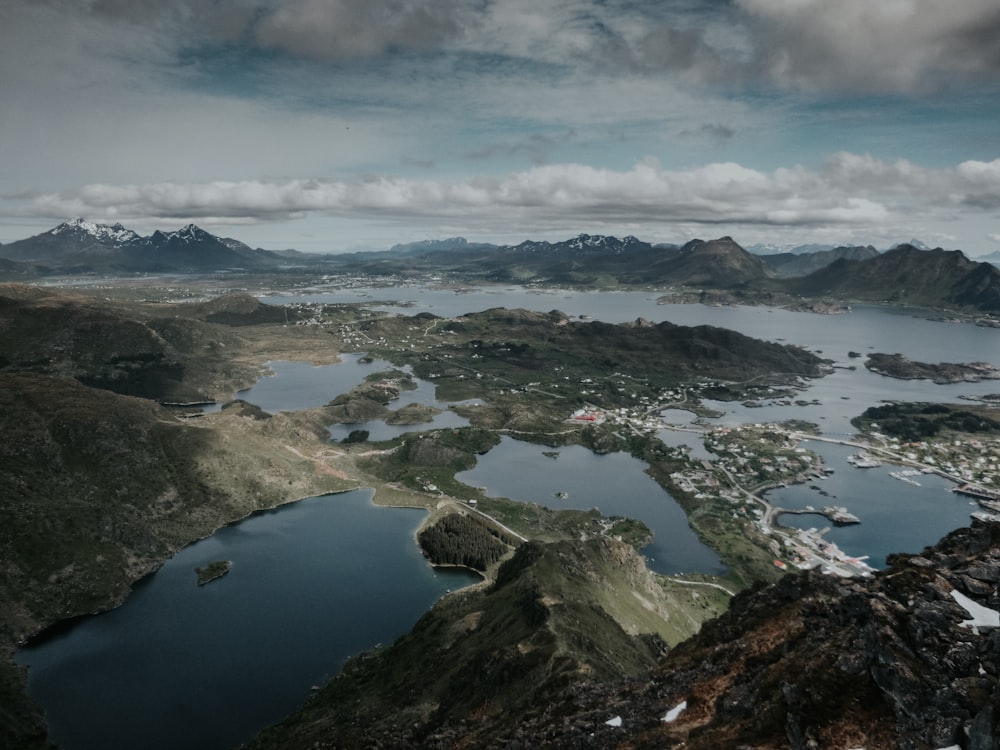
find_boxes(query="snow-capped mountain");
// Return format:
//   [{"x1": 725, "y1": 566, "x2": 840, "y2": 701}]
[
  {"x1": 50, "y1": 218, "x2": 141, "y2": 245},
  {"x1": 505, "y1": 233, "x2": 652, "y2": 255},
  {"x1": 0, "y1": 220, "x2": 282, "y2": 271}
]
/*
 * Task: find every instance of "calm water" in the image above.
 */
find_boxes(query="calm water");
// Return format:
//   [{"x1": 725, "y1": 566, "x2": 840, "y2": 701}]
[
  {"x1": 766, "y1": 442, "x2": 975, "y2": 569},
  {"x1": 268, "y1": 287, "x2": 999, "y2": 435},
  {"x1": 457, "y1": 437, "x2": 727, "y2": 576},
  {"x1": 19, "y1": 285, "x2": 999, "y2": 749},
  {"x1": 215, "y1": 355, "x2": 474, "y2": 440},
  {"x1": 17, "y1": 491, "x2": 477, "y2": 750}
]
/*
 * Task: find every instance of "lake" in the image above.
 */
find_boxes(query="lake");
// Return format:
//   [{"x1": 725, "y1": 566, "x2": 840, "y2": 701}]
[
  {"x1": 16, "y1": 490, "x2": 478, "y2": 750},
  {"x1": 457, "y1": 437, "x2": 727, "y2": 576}
]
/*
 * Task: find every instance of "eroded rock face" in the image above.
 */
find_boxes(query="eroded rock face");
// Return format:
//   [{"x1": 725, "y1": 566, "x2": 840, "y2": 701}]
[
  {"x1": 512, "y1": 521, "x2": 1000, "y2": 750},
  {"x1": 246, "y1": 522, "x2": 999, "y2": 750}
]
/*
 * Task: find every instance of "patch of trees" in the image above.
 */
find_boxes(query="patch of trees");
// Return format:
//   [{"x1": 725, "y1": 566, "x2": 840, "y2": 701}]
[
  {"x1": 418, "y1": 513, "x2": 514, "y2": 572},
  {"x1": 853, "y1": 403, "x2": 1000, "y2": 441}
]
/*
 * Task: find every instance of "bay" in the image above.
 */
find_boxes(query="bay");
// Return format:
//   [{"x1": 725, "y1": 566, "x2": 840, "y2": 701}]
[
  {"x1": 765, "y1": 442, "x2": 975, "y2": 569},
  {"x1": 16, "y1": 490, "x2": 477, "y2": 750}
]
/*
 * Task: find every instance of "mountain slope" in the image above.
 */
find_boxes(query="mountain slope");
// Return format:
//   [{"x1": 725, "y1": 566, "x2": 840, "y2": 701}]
[
  {"x1": 620, "y1": 236, "x2": 770, "y2": 287},
  {"x1": 515, "y1": 519, "x2": 1000, "y2": 749},
  {"x1": 0, "y1": 285, "x2": 259, "y2": 401},
  {"x1": 0, "y1": 371, "x2": 353, "y2": 750},
  {"x1": 761, "y1": 244, "x2": 880, "y2": 278},
  {"x1": 248, "y1": 536, "x2": 685, "y2": 750},
  {"x1": 790, "y1": 244, "x2": 1000, "y2": 311},
  {"x1": 246, "y1": 521, "x2": 1000, "y2": 749}
]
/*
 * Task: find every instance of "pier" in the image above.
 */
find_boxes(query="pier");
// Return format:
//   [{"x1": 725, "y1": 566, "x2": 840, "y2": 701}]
[{"x1": 954, "y1": 483, "x2": 1000, "y2": 503}]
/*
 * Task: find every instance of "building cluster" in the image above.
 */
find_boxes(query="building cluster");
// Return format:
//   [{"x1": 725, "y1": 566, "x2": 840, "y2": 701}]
[{"x1": 875, "y1": 434, "x2": 1000, "y2": 488}]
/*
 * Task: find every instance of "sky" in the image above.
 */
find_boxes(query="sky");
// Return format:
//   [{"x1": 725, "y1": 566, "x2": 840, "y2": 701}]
[{"x1": 1, "y1": 0, "x2": 999, "y2": 255}]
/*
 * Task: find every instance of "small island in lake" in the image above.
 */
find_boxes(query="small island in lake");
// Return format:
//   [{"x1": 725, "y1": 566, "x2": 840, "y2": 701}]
[
  {"x1": 195, "y1": 560, "x2": 232, "y2": 586},
  {"x1": 865, "y1": 353, "x2": 1000, "y2": 384}
]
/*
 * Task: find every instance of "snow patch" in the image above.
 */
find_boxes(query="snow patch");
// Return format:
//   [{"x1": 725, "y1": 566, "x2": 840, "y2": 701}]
[
  {"x1": 604, "y1": 715, "x2": 622, "y2": 727},
  {"x1": 661, "y1": 700, "x2": 687, "y2": 722},
  {"x1": 51, "y1": 218, "x2": 139, "y2": 244},
  {"x1": 950, "y1": 590, "x2": 1000, "y2": 630}
]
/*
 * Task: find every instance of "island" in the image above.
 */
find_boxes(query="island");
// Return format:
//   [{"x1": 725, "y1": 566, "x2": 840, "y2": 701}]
[
  {"x1": 195, "y1": 560, "x2": 232, "y2": 586},
  {"x1": 864, "y1": 353, "x2": 1000, "y2": 383}
]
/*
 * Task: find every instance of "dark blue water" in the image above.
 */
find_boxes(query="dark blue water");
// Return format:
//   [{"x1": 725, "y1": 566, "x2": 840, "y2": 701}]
[
  {"x1": 457, "y1": 437, "x2": 727, "y2": 576},
  {"x1": 766, "y1": 442, "x2": 974, "y2": 569},
  {"x1": 16, "y1": 491, "x2": 478, "y2": 750}
]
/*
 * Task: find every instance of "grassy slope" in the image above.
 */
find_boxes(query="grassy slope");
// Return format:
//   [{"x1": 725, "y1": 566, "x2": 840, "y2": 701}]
[
  {"x1": 247, "y1": 535, "x2": 728, "y2": 749},
  {"x1": 0, "y1": 285, "x2": 804, "y2": 749},
  {"x1": 0, "y1": 373, "x2": 355, "y2": 748}
]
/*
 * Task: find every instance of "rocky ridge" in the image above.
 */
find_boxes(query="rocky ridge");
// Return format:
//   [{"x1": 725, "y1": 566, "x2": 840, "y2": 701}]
[{"x1": 249, "y1": 521, "x2": 1000, "y2": 749}]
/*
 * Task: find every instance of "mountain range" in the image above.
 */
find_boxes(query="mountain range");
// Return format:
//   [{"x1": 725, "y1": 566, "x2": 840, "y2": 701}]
[
  {"x1": 0, "y1": 218, "x2": 286, "y2": 273},
  {"x1": 3, "y1": 221, "x2": 1000, "y2": 313}
]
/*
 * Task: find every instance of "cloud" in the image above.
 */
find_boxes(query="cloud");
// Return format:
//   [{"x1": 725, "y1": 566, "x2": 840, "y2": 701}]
[
  {"x1": 7, "y1": 0, "x2": 999, "y2": 111},
  {"x1": 253, "y1": 0, "x2": 467, "y2": 60},
  {"x1": 678, "y1": 123, "x2": 736, "y2": 142},
  {"x1": 10, "y1": 154, "x2": 999, "y2": 238},
  {"x1": 738, "y1": 0, "x2": 1000, "y2": 93}
]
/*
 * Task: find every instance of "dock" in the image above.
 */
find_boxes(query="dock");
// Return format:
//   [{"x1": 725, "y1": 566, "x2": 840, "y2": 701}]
[
  {"x1": 954, "y1": 483, "x2": 1000, "y2": 503},
  {"x1": 847, "y1": 452, "x2": 882, "y2": 468}
]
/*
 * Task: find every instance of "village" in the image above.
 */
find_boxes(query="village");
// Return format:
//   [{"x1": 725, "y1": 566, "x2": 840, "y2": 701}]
[{"x1": 569, "y1": 396, "x2": 1000, "y2": 579}]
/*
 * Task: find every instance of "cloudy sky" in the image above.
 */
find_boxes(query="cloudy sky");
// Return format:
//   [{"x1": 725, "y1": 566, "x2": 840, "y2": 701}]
[{"x1": 1, "y1": 0, "x2": 999, "y2": 254}]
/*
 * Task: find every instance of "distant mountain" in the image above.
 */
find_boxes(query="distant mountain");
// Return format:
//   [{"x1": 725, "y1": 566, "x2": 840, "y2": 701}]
[
  {"x1": 504, "y1": 233, "x2": 652, "y2": 256},
  {"x1": 0, "y1": 218, "x2": 140, "y2": 263},
  {"x1": 789, "y1": 244, "x2": 1000, "y2": 312},
  {"x1": 0, "y1": 220, "x2": 287, "y2": 273},
  {"x1": 388, "y1": 237, "x2": 498, "y2": 256},
  {"x1": 761, "y1": 245, "x2": 880, "y2": 278},
  {"x1": 745, "y1": 242, "x2": 837, "y2": 256},
  {"x1": 626, "y1": 236, "x2": 769, "y2": 287},
  {"x1": 892, "y1": 238, "x2": 932, "y2": 251},
  {"x1": 979, "y1": 250, "x2": 1000, "y2": 267},
  {"x1": 333, "y1": 234, "x2": 777, "y2": 288}
]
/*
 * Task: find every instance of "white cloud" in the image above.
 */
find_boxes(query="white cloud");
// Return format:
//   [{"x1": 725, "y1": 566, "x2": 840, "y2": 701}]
[{"x1": 9, "y1": 154, "x2": 998, "y2": 240}]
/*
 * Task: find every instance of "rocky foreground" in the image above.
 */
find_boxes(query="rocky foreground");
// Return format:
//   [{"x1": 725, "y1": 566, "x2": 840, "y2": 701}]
[{"x1": 249, "y1": 521, "x2": 1000, "y2": 750}]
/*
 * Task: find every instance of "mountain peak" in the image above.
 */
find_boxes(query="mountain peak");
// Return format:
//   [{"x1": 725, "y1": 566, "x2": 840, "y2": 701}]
[{"x1": 50, "y1": 218, "x2": 139, "y2": 245}]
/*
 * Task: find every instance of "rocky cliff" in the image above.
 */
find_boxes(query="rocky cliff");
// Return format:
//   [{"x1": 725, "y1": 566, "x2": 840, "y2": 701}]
[{"x1": 248, "y1": 521, "x2": 1000, "y2": 749}]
